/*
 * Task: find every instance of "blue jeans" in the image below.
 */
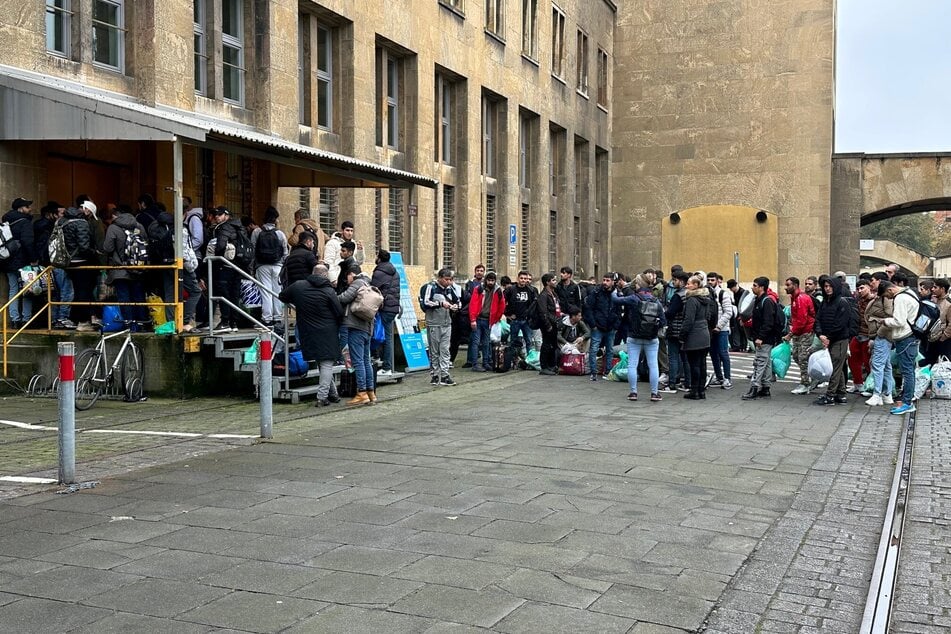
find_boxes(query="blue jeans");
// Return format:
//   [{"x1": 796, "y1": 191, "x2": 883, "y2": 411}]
[
  {"x1": 379, "y1": 312, "x2": 397, "y2": 371},
  {"x1": 589, "y1": 328, "x2": 616, "y2": 375},
  {"x1": 895, "y1": 336, "x2": 919, "y2": 404},
  {"x1": 114, "y1": 278, "x2": 147, "y2": 323},
  {"x1": 53, "y1": 268, "x2": 73, "y2": 322},
  {"x1": 471, "y1": 318, "x2": 492, "y2": 368},
  {"x1": 348, "y1": 329, "x2": 374, "y2": 391},
  {"x1": 668, "y1": 338, "x2": 686, "y2": 386},
  {"x1": 627, "y1": 337, "x2": 660, "y2": 394},
  {"x1": 710, "y1": 330, "x2": 731, "y2": 380},
  {"x1": 5, "y1": 271, "x2": 31, "y2": 322},
  {"x1": 870, "y1": 337, "x2": 895, "y2": 397},
  {"x1": 510, "y1": 319, "x2": 534, "y2": 352}
]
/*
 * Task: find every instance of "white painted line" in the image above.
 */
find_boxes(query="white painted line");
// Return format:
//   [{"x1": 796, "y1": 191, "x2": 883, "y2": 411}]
[
  {"x1": 208, "y1": 434, "x2": 258, "y2": 439},
  {"x1": 82, "y1": 430, "x2": 203, "y2": 438},
  {"x1": 0, "y1": 419, "x2": 56, "y2": 431},
  {"x1": 0, "y1": 476, "x2": 58, "y2": 484}
]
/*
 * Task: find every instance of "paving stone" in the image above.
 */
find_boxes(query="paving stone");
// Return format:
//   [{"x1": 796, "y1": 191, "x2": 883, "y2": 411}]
[
  {"x1": 143, "y1": 525, "x2": 262, "y2": 554},
  {"x1": 284, "y1": 604, "x2": 432, "y2": 633},
  {"x1": 471, "y1": 519, "x2": 572, "y2": 543},
  {"x1": 234, "y1": 513, "x2": 324, "y2": 537},
  {"x1": 641, "y1": 542, "x2": 747, "y2": 576},
  {"x1": 37, "y1": 539, "x2": 164, "y2": 570},
  {"x1": 72, "y1": 611, "x2": 214, "y2": 633},
  {"x1": 590, "y1": 584, "x2": 712, "y2": 630},
  {"x1": 177, "y1": 590, "x2": 327, "y2": 632},
  {"x1": 202, "y1": 560, "x2": 330, "y2": 594},
  {"x1": 465, "y1": 501, "x2": 554, "y2": 523},
  {"x1": 72, "y1": 517, "x2": 184, "y2": 543},
  {"x1": 0, "y1": 597, "x2": 111, "y2": 632},
  {"x1": 0, "y1": 531, "x2": 85, "y2": 558},
  {"x1": 95, "y1": 498, "x2": 200, "y2": 522},
  {"x1": 307, "y1": 545, "x2": 423, "y2": 575},
  {"x1": 82, "y1": 578, "x2": 231, "y2": 617},
  {"x1": 394, "y1": 511, "x2": 493, "y2": 535},
  {"x1": 494, "y1": 569, "x2": 610, "y2": 609},
  {"x1": 219, "y1": 535, "x2": 340, "y2": 565},
  {"x1": 291, "y1": 570, "x2": 423, "y2": 606},
  {"x1": 0, "y1": 564, "x2": 142, "y2": 601},
  {"x1": 495, "y1": 601, "x2": 634, "y2": 633},
  {"x1": 114, "y1": 549, "x2": 245, "y2": 581},
  {"x1": 390, "y1": 584, "x2": 524, "y2": 628},
  {"x1": 391, "y1": 555, "x2": 515, "y2": 590}
]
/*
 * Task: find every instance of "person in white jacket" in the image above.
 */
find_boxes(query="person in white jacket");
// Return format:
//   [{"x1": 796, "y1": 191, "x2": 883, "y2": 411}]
[
  {"x1": 707, "y1": 272, "x2": 735, "y2": 390},
  {"x1": 882, "y1": 284, "x2": 919, "y2": 415},
  {"x1": 323, "y1": 220, "x2": 364, "y2": 283}
]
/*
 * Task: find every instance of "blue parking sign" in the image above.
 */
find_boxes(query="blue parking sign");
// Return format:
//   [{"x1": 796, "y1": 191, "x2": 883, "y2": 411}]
[{"x1": 509, "y1": 224, "x2": 517, "y2": 246}]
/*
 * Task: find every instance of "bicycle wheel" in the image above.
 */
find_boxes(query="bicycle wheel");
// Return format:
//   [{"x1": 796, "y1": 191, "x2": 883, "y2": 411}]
[
  {"x1": 121, "y1": 342, "x2": 144, "y2": 402},
  {"x1": 74, "y1": 349, "x2": 105, "y2": 410}
]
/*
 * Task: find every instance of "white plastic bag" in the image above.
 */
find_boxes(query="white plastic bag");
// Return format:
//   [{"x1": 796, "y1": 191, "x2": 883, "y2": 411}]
[
  {"x1": 490, "y1": 321, "x2": 502, "y2": 343},
  {"x1": 915, "y1": 366, "x2": 932, "y2": 401},
  {"x1": 931, "y1": 356, "x2": 951, "y2": 399},
  {"x1": 807, "y1": 348, "x2": 833, "y2": 382}
]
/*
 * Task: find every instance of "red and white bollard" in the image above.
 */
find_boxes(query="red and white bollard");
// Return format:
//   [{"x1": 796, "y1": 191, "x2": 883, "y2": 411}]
[
  {"x1": 57, "y1": 342, "x2": 75, "y2": 484},
  {"x1": 259, "y1": 335, "x2": 273, "y2": 439}
]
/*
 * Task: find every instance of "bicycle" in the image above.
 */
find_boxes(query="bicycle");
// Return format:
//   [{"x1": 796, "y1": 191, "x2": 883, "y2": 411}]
[{"x1": 74, "y1": 321, "x2": 147, "y2": 410}]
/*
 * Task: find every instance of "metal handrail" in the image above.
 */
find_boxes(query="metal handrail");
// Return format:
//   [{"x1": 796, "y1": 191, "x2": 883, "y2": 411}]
[
  {"x1": 1, "y1": 264, "x2": 55, "y2": 376},
  {"x1": 204, "y1": 255, "x2": 290, "y2": 388}
]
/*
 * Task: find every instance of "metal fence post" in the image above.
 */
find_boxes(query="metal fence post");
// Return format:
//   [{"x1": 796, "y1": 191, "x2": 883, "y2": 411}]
[
  {"x1": 57, "y1": 342, "x2": 76, "y2": 484},
  {"x1": 259, "y1": 334, "x2": 273, "y2": 439}
]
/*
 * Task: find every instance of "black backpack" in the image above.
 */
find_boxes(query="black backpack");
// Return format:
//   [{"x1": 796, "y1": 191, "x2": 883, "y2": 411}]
[
  {"x1": 842, "y1": 296, "x2": 860, "y2": 339},
  {"x1": 147, "y1": 221, "x2": 175, "y2": 265},
  {"x1": 629, "y1": 296, "x2": 663, "y2": 339},
  {"x1": 231, "y1": 227, "x2": 254, "y2": 271},
  {"x1": 705, "y1": 290, "x2": 718, "y2": 330},
  {"x1": 526, "y1": 296, "x2": 544, "y2": 330},
  {"x1": 255, "y1": 227, "x2": 282, "y2": 264},
  {"x1": 907, "y1": 291, "x2": 939, "y2": 340}
]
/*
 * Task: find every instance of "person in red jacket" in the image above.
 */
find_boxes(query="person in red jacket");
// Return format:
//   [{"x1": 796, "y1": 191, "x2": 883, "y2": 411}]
[
  {"x1": 847, "y1": 279, "x2": 873, "y2": 393},
  {"x1": 783, "y1": 276, "x2": 817, "y2": 394},
  {"x1": 468, "y1": 271, "x2": 506, "y2": 371}
]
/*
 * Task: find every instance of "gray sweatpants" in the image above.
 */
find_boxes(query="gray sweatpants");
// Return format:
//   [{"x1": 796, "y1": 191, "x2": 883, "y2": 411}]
[
  {"x1": 428, "y1": 324, "x2": 452, "y2": 377},
  {"x1": 751, "y1": 343, "x2": 773, "y2": 389},
  {"x1": 315, "y1": 360, "x2": 338, "y2": 401}
]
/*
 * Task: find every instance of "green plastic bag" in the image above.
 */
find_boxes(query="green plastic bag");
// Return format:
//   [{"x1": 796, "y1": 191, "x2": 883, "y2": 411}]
[
  {"x1": 770, "y1": 341, "x2": 792, "y2": 379},
  {"x1": 243, "y1": 338, "x2": 260, "y2": 365},
  {"x1": 154, "y1": 321, "x2": 176, "y2": 335},
  {"x1": 524, "y1": 349, "x2": 541, "y2": 370}
]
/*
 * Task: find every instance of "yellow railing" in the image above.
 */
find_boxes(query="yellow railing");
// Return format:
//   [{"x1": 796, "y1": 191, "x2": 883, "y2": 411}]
[{"x1": 1, "y1": 262, "x2": 183, "y2": 378}]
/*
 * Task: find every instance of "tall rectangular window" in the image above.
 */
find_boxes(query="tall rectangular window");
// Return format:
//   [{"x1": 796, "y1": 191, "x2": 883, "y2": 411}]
[
  {"x1": 519, "y1": 114, "x2": 533, "y2": 188},
  {"x1": 377, "y1": 48, "x2": 402, "y2": 149},
  {"x1": 573, "y1": 216, "x2": 580, "y2": 271},
  {"x1": 597, "y1": 48, "x2": 608, "y2": 107},
  {"x1": 576, "y1": 29, "x2": 589, "y2": 96},
  {"x1": 299, "y1": 187, "x2": 311, "y2": 211},
  {"x1": 298, "y1": 15, "x2": 310, "y2": 124},
  {"x1": 482, "y1": 97, "x2": 498, "y2": 177},
  {"x1": 520, "y1": 203, "x2": 530, "y2": 270},
  {"x1": 389, "y1": 189, "x2": 404, "y2": 254},
  {"x1": 440, "y1": 0, "x2": 464, "y2": 12},
  {"x1": 574, "y1": 139, "x2": 588, "y2": 206},
  {"x1": 46, "y1": 0, "x2": 71, "y2": 57},
  {"x1": 442, "y1": 186, "x2": 455, "y2": 270},
  {"x1": 194, "y1": 0, "x2": 207, "y2": 94},
  {"x1": 485, "y1": 195, "x2": 497, "y2": 272},
  {"x1": 485, "y1": 0, "x2": 504, "y2": 37},
  {"x1": 92, "y1": 0, "x2": 124, "y2": 71},
  {"x1": 222, "y1": 0, "x2": 244, "y2": 104},
  {"x1": 551, "y1": 4, "x2": 565, "y2": 79},
  {"x1": 434, "y1": 74, "x2": 453, "y2": 164},
  {"x1": 318, "y1": 188, "x2": 338, "y2": 236},
  {"x1": 316, "y1": 25, "x2": 333, "y2": 129},
  {"x1": 549, "y1": 210, "x2": 558, "y2": 272},
  {"x1": 521, "y1": 0, "x2": 537, "y2": 59},
  {"x1": 549, "y1": 126, "x2": 565, "y2": 197}
]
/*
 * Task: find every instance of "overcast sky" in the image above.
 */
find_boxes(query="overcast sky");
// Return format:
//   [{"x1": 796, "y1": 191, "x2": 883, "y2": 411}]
[{"x1": 835, "y1": 0, "x2": 951, "y2": 154}]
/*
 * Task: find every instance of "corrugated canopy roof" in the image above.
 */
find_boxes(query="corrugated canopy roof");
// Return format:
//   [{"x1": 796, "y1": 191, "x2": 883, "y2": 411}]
[{"x1": 0, "y1": 64, "x2": 436, "y2": 189}]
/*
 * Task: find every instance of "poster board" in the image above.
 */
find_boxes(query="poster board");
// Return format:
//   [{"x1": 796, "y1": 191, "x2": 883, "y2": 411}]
[{"x1": 390, "y1": 253, "x2": 431, "y2": 372}]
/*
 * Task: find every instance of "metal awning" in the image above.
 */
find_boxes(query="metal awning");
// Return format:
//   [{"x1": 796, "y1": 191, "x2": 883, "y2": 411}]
[{"x1": 0, "y1": 64, "x2": 436, "y2": 189}]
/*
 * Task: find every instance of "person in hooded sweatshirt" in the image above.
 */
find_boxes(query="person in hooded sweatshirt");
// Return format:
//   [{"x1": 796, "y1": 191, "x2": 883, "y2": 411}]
[
  {"x1": 370, "y1": 250, "x2": 401, "y2": 375},
  {"x1": 2, "y1": 197, "x2": 36, "y2": 329},
  {"x1": 743, "y1": 276, "x2": 781, "y2": 401},
  {"x1": 679, "y1": 274, "x2": 713, "y2": 400},
  {"x1": 103, "y1": 204, "x2": 148, "y2": 324},
  {"x1": 279, "y1": 263, "x2": 342, "y2": 407},
  {"x1": 813, "y1": 274, "x2": 853, "y2": 406},
  {"x1": 209, "y1": 206, "x2": 244, "y2": 331},
  {"x1": 337, "y1": 265, "x2": 377, "y2": 405}
]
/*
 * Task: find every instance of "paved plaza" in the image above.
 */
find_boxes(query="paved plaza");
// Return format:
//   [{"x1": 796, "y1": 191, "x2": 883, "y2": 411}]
[{"x1": 0, "y1": 355, "x2": 946, "y2": 632}]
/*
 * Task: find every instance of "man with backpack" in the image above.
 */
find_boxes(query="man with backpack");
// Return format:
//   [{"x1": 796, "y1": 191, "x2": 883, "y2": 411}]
[
  {"x1": 2, "y1": 197, "x2": 36, "y2": 329},
  {"x1": 783, "y1": 276, "x2": 817, "y2": 394},
  {"x1": 103, "y1": 204, "x2": 148, "y2": 324},
  {"x1": 706, "y1": 272, "x2": 734, "y2": 390},
  {"x1": 742, "y1": 277, "x2": 781, "y2": 401},
  {"x1": 422, "y1": 269, "x2": 461, "y2": 386},
  {"x1": 209, "y1": 206, "x2": 245, "y2": 331},
  {"x1": 882, "y1": 282, "x2": 920, "y2": 415},
  {"x1": 612, "y1": 273, "x2": 667, "y2": 401},
  {"x1": 147, "y1": 206, "x2": 177, "y2": 323},
  {"x1": 371, "y1": 250, "x2": 402, "y2": 376},
  {"x1": 813, "y1": 275, "x2": 853, "y2": 406},
  {"x1": 251, "y1": 207, "x2": 289, "y2": 326},
  {"x1": 180, "y1": 197, "x2": 204, "y2": 332}
]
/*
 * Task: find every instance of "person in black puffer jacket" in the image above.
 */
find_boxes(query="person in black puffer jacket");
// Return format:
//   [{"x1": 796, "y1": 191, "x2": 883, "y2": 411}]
[
  {"x1": 370, "y1": 250, "x2": 401, "y2": 373},
  {"x1": 664, "y1": 270, "x2": 691, "y2": 390},
  {"x1": 813, "y1": 274, "x2": 852, "y2": 405},
  {"x1": 209, "y1": 206, "x2": 243, "y2": 331},
  {"x1": 2, "y1": 198, "x2": 36, "y2": 328},
  {"x1": 679, "y1": 274, "x2": 713, "y2": 400},
  {"x1": 282, "y1": 232, "x2": 318, "y2": 288},
  {"x1": 56, "y1": 206, "x2": 97, "y2": 330}
]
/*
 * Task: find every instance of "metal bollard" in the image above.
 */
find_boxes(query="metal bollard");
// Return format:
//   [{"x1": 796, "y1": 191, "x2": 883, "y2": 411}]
[
  {"x1": 57, "y1": 342, "x2": 76, "y2": 484},
  {"x1": 259, "y1": 334, "x2": 273, "y2": 439}
]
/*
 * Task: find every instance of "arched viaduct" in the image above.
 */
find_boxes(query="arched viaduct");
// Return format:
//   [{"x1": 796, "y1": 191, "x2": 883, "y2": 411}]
[{"x1": 859, "y1": 239, "x2": 932, "y2": 278}]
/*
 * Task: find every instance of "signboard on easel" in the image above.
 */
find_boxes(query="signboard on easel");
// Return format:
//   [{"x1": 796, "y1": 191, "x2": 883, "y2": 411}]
[{"x1": 390, "y1": 253, "x2": 430, "y2": 372}]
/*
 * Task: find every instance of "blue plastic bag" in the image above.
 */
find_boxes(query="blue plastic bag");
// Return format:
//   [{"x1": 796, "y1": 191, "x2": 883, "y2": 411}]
[
  {"x1": 102, "y1": 305, "x2": 123, "y2": 332},
  {"x1": 371, "y1": 313, "x2": 385, "y2": 346},
  {"x1": 287, "y1": 350, "x2": 308, "y2": 377}
]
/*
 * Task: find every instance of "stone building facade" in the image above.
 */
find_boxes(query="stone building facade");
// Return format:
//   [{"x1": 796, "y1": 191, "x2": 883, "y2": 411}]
[{"x1": 0, "y1": 0, "x2": 616, "y2": 279}]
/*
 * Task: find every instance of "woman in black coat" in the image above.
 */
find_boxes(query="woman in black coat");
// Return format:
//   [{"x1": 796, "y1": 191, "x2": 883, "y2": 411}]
[
  {"x1": 680, "y1": 275, "x2": 713, "y2": 399},
  {"x1": 279, "y1": 268, "x2": 343, "y2": 406}
]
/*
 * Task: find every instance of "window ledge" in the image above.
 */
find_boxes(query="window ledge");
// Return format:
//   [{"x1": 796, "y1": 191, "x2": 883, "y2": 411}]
[
  {"x1": 92, "y1": 61, "x2": 125, "y2": 76},
  {"x1": 597, "y1": 103, "x2": 609, "y2": 114},
  {"x1": 521, "y1": 53, "x2": 540, "y2": 67},
  {"x1": 485, "y1": 29, "x2": 506, "y2": 45},
  {"x1": 576, "y1": 89, "x2": 589, "y2": 100},
  {"x1": 438, "y1": 1, "x2": 465, "y2": 20},
  {"x1": 552, "y1": 74, "x2": 567, "y2": 86}
]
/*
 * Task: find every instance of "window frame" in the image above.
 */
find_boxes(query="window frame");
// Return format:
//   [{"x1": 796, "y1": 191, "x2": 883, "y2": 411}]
[
  {"x1": 194, "y1": 0, "x2": 207, "y2": 95},
  {"x1": 377, "y1": 48, "x2": 402, "y2": 150},
  {"x1": 521, "y1": 0, "x2": 538, "y2": 60},
  {"x1": 315, "y1": 23, "x2": 333, "y2": 130},
  {"x1": 482, "y1": 97, "x2": 497, "y2": 177},
  {"x1": 597, "y1": 47, "x2": 609, "y2": 108},
  {"x1": 485, "y1": 0, "x2": 504, "y2": 38},
  {"x1": 439, "y1": 0, "x2": 465, "y2": 16},
  {"x1": 91, "y1": 0, "x2": 125, "y2": 72},
  {"x1": 46, "y1": 0, "x2": 72, "y2": 58},
  {"x1": 576, "y1": 28, "x2": 589, "y2": 97},
  {"x1": 551, "y1": 4, "x2": 566, "y2": 81},
  {"x1": 435, "y1": 74, "x2": 453, "y2": 164},
  {"x1": 221, "y1": 0, "x2": 245, "y2": 105}
]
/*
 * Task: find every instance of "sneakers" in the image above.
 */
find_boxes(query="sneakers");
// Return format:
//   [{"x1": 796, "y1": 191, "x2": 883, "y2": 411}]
[
  {"x1": 430, "y1": 374, "x2": 440, "y2": 386},
  {"x1": 860, "y1": 390, "x2": 873, "y2": 397},
  {"x1": 650, "y1": 393, "x2": 662, "y2": 402},
  {"x1": 658, "y1": 373, "x2": 668, "y2": 386},
  {"x1": 865, "y1": 394, "x2": 883, "y2": 406},
  {"x1": 627, "y1": 392, "x2": 638, "y2": 401},
  {"x1": 461, "y1": 362, "x2": 473, "y2": 369},
  {"x1": 708, "y1": 378, "x2": 724, "y2": 387},
  {"x1": 590, "y1": 374, "x2": 599, "y2": 382},
  {"x1": 791, "y1": 384, "x2": 810, "y2": 395},
  {"x1": 883, "y1": 394, "x2": 894, "y2": 405},
  {"x1": 814, "y1": 394, "x2": 836, "y2": 406},
  {"x1": 890, "y1": 403, "x2": 915, "y2": 415},
  {"x1": 833, "y1": 394, "x2": 848, "y2": 404},
  {"x1": 721, "y1": 379, "x2": 733, "y2": 390},
  {"x1": 377, "y1": 369, "x2": 393, "y2": 377},
  {"x1": 76, "y1": 322, "x2": 96, "y2": 332},
  {"x1": 657, "y1": 384, "x2": 678, "y2": 394},
  {"x1": 440, "y1": 375, "x2": 457, "y2": 386},
  {"x1": 538, "y1": 368, "x2": 557, "y2": 376},
  {"x1": 471, "y1": 365, "x2": 485, "y2": 372}
]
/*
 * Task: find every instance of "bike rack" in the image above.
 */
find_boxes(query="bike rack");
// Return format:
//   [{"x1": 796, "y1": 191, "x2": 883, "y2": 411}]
[{"x1": 26, "y1": 372, "x2": 130, "y2": 402}]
